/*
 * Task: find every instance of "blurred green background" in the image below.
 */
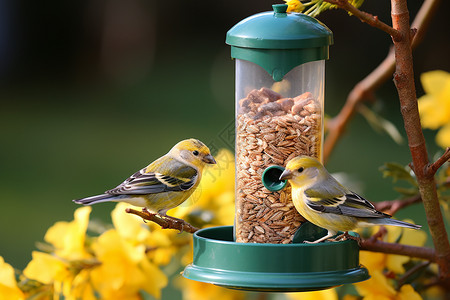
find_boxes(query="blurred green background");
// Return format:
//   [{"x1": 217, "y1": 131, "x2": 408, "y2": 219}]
[{"x1": 0, "y1": 0, "x2": 449, "y2": 276}]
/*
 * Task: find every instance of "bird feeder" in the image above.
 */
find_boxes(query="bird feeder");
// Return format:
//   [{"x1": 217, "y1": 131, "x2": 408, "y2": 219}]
[
  {"x1": 183, "y1": 4, "x2": 369, "y2": 291},
  {"x1": 230, "y1": 4, "x2": 332, "y2": 243}
]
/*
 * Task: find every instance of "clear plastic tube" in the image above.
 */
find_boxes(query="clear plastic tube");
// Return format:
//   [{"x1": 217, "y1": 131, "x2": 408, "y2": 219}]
[{"x1": 235, "y1": 59, "x2": 325, "y2": 243}]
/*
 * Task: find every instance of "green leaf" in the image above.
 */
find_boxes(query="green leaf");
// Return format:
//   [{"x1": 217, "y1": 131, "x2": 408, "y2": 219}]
[
  {"x1": 394, "y1": 186, "x2": 419, "y2": 197},
  {"x1": 35, "y1": 242, "x2": 54, "y2": 253},
  {"x1": 379, "y1": 162, "x2": 417, "y2": 186},
  {"x1": 358, "y1": 104, "x2": 404, "y2": 145},
  {"x1": 393, "y1": 228, "x2": 404, "y2": 244}
]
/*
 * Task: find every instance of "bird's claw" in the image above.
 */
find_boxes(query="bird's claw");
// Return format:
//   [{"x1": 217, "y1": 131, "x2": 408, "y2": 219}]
[
  {"x1": 329, "y1": 232, "x2": 361, "y2": 246},
  {"x1": 302, "y1": 240, "x2": 318, "y2": 244},
  {"x1": 302, "y1": 231, "x2": 361, "y2": 244}
]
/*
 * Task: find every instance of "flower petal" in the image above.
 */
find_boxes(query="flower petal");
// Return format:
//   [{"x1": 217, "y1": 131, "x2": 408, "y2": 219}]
[
  {"x1": 436, "y1": 122, "x2": 450, "y2": 148},
  {"x1": 23, "y1": 251, "x2": 67, "y2": 284},
  {"x1": 45, "y1": 206, "x2": 91, "y2": 260},
  {"x1": 0, "y1": 256, "x2": 24, "y2": 300},
  {"x1": 397, "y1": 284, "x2": 422, "y2": 300},
  {"x1": 421, "y1": 70, "x2": 450, "y2": 95}
]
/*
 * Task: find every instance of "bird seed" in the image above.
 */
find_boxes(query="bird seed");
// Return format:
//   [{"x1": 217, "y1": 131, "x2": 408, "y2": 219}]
[{"x1": 235, "y1": 87, "x2": 321, "y2": 243}]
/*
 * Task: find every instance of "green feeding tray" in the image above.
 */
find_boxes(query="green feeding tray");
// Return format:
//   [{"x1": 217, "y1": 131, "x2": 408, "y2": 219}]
[{"x1": 183, "y1": 224, "x2": 369, "y2": 292}]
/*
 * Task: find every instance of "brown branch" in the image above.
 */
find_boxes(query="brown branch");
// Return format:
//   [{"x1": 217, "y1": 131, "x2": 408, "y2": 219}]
[
  {"x1": 397, "y1": 261, "x2": 431, "y2": 287},
  {"x1": 324, "y1": 0, "x2": 402, "y2": 41},
  {"x1": 360, "y1": 239, "x2": 436, "y2": 261},
  {"x1": 391, "y1": 0, "x2": 450, "y2": 279},
  {"x1": 320, "y1": 0, "x2": 450, "y2": 278},
  {"x1": 426, "y1": 147, "x2": 450, "y2": 177},
  {"x1": 374, "y1": 194, "x2": 422, "y2": 215},
  {"x1": 323, "y1": 0, "x2": 441, "y2": 163},
  {"x1": 125, "y1": 208, "x2": 199, "y2": 234}
]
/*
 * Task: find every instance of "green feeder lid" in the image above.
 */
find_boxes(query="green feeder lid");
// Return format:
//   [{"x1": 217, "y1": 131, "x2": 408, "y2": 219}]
[
  {"x1": 183, "y1": 225, "x2": 369, "y2": 292},
  {"x1": 226, "y1": 4, "x2": 333, "y2": 81}
]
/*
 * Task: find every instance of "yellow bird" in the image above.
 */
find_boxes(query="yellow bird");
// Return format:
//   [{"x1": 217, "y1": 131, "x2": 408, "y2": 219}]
[
  {"x1": 73, "y1": 139, "x2": 216, "y2": 220},
  {"x1": 280, "y1": 156, "x2": 421, "y2": 243}
]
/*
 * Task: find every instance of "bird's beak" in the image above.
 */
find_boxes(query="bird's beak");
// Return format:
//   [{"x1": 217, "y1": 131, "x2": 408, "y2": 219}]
[
  {"x1": 279, "y1": 169, "x2": 293, "y2": 180},
  {"x1": 203, "y1": 154, "x2": 216, "y2": 164}
]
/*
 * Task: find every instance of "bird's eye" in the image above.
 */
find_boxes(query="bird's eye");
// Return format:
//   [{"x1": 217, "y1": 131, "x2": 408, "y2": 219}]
[
  {"x1": 297, "y1": 167, "x2": 304, "y2": 173},
  {"x1": 192, "y1": 150, "x2": 199, "y2": 156}
]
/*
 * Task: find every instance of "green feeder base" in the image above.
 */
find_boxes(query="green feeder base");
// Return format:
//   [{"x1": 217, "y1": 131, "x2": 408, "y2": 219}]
[{"x1": 183, "y1": 225, "x2": 369, "y2": 292}]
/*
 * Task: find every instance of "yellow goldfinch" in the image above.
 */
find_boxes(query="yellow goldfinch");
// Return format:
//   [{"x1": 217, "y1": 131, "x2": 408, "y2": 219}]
[
  {"x1": 280, "y1": 156, "x2": 421, "y2": 243},
  {"x1": 73, "y1": 139, "x2": 216, "y2": 220}
]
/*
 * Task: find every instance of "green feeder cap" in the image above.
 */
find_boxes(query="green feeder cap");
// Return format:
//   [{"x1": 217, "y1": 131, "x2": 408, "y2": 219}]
[{"x1": 226, "y1": 4, "x2": 333, "y2": 81}]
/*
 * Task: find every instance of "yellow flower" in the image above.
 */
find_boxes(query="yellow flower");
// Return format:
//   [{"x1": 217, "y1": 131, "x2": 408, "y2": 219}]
[
  {"x1": 436, "y1": 122, "x2": 450, "y2": 148},
  {"x1": 23, "y1": 208, "x2": 98, "y2": 299},
  {"x1": 418, "y1": 70, "x2": 450, "y2": 148},
  {"x1": 284, "y1": 0, "x2": 304, "y2": 13},
  {"x1": 90, "y1": 229, "x2": 168, "y2": 299},
  {"x1": 359, "y1": 251, "x2": 386, "y2": 273},
  {"x1": 23, "y1": 251, "x2": 67, "y2": 286},
  {"x1": 397, "y1": 284, "x2": 423, "y2": 300},
  {"x1": 112, "y1": 202, "x2": 192, "y2": 266},
  {"x1": 177, "y1": 278, "x2": 245, "y2": 300},
  {"x1": 0, "y1": 256, "x2": 24, "y2": 300},
  {"x1": 286, "y1": 288, "x2": 338, "y2": 300},
  {"x1": 44, "y1": 206, "x2": 92, "y2": 260},
  {"x1": 112, "y1": 202, "x2": 151, "y2": 245},
  {"x1": 385, "y1": 222, "x2": 427, "y2": 274},
  {"x1": 355, "y1": 270, "x2": 422, "y2": 300},
  {"x1": 358, "y1": 220, "x2": 426, "y2": 274},
  {"x1": 23, "y1": 251, "x2": 97, "y2": 300},
  {"x1": 354, "y1": 222, "x2": 425, "y2": 300}
]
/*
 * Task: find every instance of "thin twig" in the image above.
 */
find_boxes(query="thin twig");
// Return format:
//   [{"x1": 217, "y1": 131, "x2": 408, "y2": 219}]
[
  {"x1": 397, "y1": 261, "x2": 431, "y2": 288},
  {"x1": 323, "y1": 0, "x2": 441, "y2": 163},
  {"x1": 426, "y1": 147, "x2": 450, "y2": 177},
  {"x1": 374, "y1": 194, "x2": 422, "y2": 215},
  {"x1": 125, "y1": 208, "x2": 199, "y2": 234},
  {"x1": 324, "y1": 0, "x2": 402, "y2": 41}
]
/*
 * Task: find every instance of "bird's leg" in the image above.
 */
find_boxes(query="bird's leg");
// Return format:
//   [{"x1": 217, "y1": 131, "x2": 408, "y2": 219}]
[
  {"x1": 303, "y1": 230, "x2": 337, "y2": 244},
  {"x1": 328, "y1": 231, "x2": 349, "y2": 242},
  {"x1": 332, "y1": 231, "x2": 361, "y2": 245},
  {"x1": 327, "y1": 231, "x2": 361, "y2": 245}
]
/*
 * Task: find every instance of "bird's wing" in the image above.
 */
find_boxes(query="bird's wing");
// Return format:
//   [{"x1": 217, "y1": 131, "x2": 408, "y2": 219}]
[
  {"x1": 106, "y1": 157, "x2": 198, "y2": 195},
  {"x1": 305, "y1": 185, "x2": 390, "y2": 218}
]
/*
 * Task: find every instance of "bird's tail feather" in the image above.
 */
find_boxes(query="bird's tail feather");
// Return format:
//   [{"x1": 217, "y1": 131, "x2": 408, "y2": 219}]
[
  {"x1": 73, "y1": 194, "x2": 115, "y2": 205},
  {"x1": 362, "y1": 218, "x2": 421, "y2": 229}
]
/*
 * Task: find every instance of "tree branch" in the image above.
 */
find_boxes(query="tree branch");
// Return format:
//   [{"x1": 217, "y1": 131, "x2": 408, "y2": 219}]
[
  {"x1": 320, "y1": 0, "x2": 450, "y2": 278},
  {"x1": 397, "y1": 261, "x2": 431, "y2": 288},
  {"x1": 390, "y1": 0, "x2": 450, "y2": 279},
  {"x1": 426, "y1": 147, "x2": 450, "y2": 177},
  {"x1": 360, "y1": 239, "x2": 436, "y2": 261},
  {"x1": 324, "y1": 0, "x2": 402, "y2": 41},
  {"x1": 374, "y1": 194, "x2": 422, "y2": 215},
  {"x1": 323, "y1": 0, "x2": 441, "y2": 163},
  {"x1": 125, "y1": 208, "x2": 199, "y2": 234}
]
